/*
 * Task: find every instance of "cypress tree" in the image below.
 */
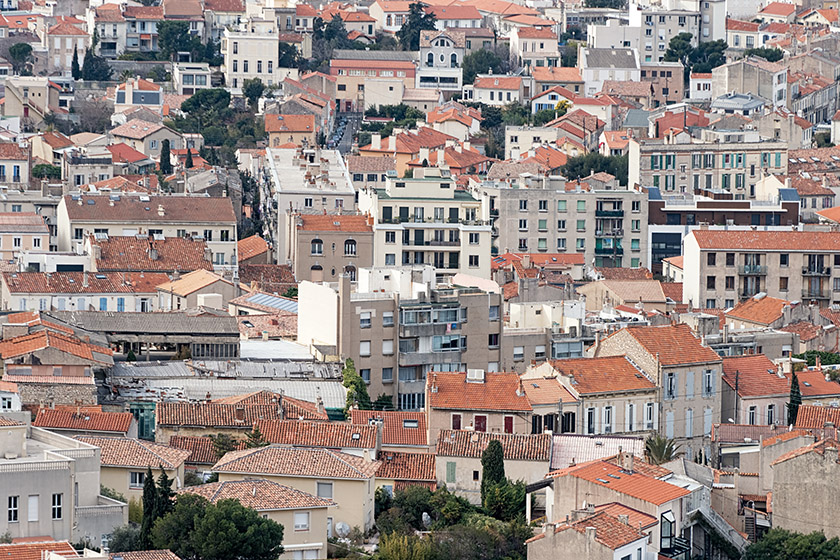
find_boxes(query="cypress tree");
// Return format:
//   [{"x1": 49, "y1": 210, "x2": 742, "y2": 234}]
[
  {"x1": 788, "y1": 370, "x2": 802, "y2": 426},
  {"x1": 160, "y1": 139, "x2": 172, "y2": 175},
  {"x1": 185, "y1": 148, "x2": 194, "y2": 169},
  {"x1": 155, "y1": 468, "x2": 175, "y2": 520},
  {"x1": 480, "y1": 440, "x2": 505, "y2": 506},
  {"x1": 71, "y1": 45, "x2": 81, "y2": 80},
  {"x1": 140, "y1": 466, "x2": 156, "y2": 547}
]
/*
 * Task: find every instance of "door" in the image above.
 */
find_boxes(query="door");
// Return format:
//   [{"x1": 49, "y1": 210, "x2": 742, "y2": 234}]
[
  {"x1": 474, "y1": 415, "x2": 487, "y2": 432},
  {"x1": 451, "y1": 413, "x2": 461, "y2": 430},
  {"x1": 504, "y1": 416, "x2": 513, "y2": 434}
]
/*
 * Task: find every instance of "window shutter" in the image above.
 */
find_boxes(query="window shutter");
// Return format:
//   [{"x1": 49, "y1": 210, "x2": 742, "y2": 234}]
[{"x1": 685, "y1": 371, "x2": 694, "y2": 400}]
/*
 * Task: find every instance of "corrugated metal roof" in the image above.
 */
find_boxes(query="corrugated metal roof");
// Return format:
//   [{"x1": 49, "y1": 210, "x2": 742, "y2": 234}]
[
  {"x1": 245, "y1": 292, "x2": 299, "y2": 313},
  {"x1": 48, "y1": 310, "x2": 239, "y2": 335},
  {"x1": 550, "y1": 434, "x2": 645, "y2": 470}
]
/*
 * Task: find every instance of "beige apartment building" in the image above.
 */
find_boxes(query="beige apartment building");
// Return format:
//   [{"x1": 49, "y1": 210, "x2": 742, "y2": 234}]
[
  {"x1": 479, "y1": 173, "x2": 649, "y2": 269},
  {"x1": 110, "y1": 119, "x2": 183, "y2": 160},
  {"x1": 592, "y1": 323, "x2": 723, "y2": 459},
  {"x1": 221, "y1": 29, "x2": 283, "y2": 92},
  {"x1": 297, "y1": 266, "x2": 503, "y2": 410},
  {"x1": 684, "y1": 229, "x2": 840, "y2": 308},
  {"x1": 0, "y1": 213, "x2": 48, "y2": 260},
  {"x1": 358, "y1": 167, "x2": 492, "y2": 279},
  {"x1": 4, "y1": 77, "x2": 61, "y2": 130},
  {"x1": 291, "y1": 213, "x2": 374, "y2": 282},
  {"x1": 629, "y1": 132, "x2": 788, "y2": 196}
]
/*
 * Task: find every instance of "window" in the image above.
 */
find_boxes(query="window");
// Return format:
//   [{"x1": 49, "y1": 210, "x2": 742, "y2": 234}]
[
  {"x1": 99, "y1": 297, "x2": 107, "y2": 311},
  {"x1": 538, "y1": 200, "x2": 547, "y2": 211},
  {"x1": 382, "y1": 340, "x2": 394, "y2": 355},
  {"x1": 8, "y1": 496, "x2": 18, "y2": 522},
  {"x1": 489, "y1": 305, "x2": 500, "y2": 321},
  {"x1": 519, "y1": 200, "x2": 527, "y2": 211},
  {"x1": 469, "y1": 255, "x2": 479, "y2": 267},
  {"x1": 74, "y1": 228, "x2": 84, "y2": 240},
  {"x1": 316, "y1": 482, "x2": 333, "y2": 500},
  {"x1": 311, "y1": 239, "x2": 323, "y2": 255},
  {"x1": 360, "y1": 312, "x2": 371, "y2": 328},
  {"x1": 474, "y1": 415, "x2": 487, "y2": 431},
  {"x1": 33, "y1": 238, "x2": 40, "y2": 248},
  {"x1": 385, "y1": 231, "x2": 395, "y2": 244},
  {"x1": 446, "y1": 461, "x2": 456, "y2": 483},
  {"x1": 706, "y1": 276, "x2": 715, "y2": 290},
  {"x1": 767, "y1": 404, "x2": 775, "y2": 425},
  {"x1": 535, "y1": 345, "x2": 546, "y2": 359},
  {"x1": 603, "y1": 406, "x2": 613, "y2": 433},
  {"x1": 780, "y1": 277, "x2": 788, "y2": 291},
  {"x1": 130, "y1": 471, "x2": 145, "y2": 488},
  {"x1": 576, "y1": 238, "x2": 585, "y2": 250},
  {"x1": 345, "y1": 239, "x2": 357, "y2": 255},
  {"x1": 451, "y1": 413, "x2": 462, "y2": 430},
  {"x1": 631, "y1": 219, "x2": 640, "y2": 232},
  {"x1": 150, "y1": 140, "x2": 158, "y2": 150},
  {"x1": 488, "y1": 333, "x2": 499, "y2": 348},
  {"x1": 577, "y1": 200, "x2": 585, "y2": 211},
  {"x1": 513, "y1": 346, "x2": 524, "y2": 360},
  {"x1": 780, "y1": 254, "x2": 789, "y2": 267},
  {"x1": 645, "y1": 402, "x2": 655, "y2": 430},
  {"x1": 557, "y1": 200, "x2": 567, "y2": 212},
  {"x1": 707, "y1": 253, "x2": 716, "y2": 266},
  {"x1": 383, "y1": 312, "x2": 394, "y2": 327},
  {"x1": 725, "y1": 276, "x2": 734, "y2": 290},
  {"x1": 294, "y1": 511, "x2": 310, "y2": 531},
  {"x1": 576, "y1": 219, "x2": 586, "y2": 232},
  {"x1": 27, "y1": 496, "x2": 38, "y2": 522},
  {"x1": 661, "y1": 512, "x2": 676, "y2": 551},
  {"x1": 360, "y1": 341, "x2": 371, "y2": 356},
  {"x1": 666, "y1": 372, "x2": 676, "y2": 399},
  {"x1": 702, "y1": 369, "x2": 714, "y2": 397},
  {"x1": 519, "y1": 219, "x2": 528, "y2": 231},
  {"x1": 469, "y1": 233, "x2": 479, "y2": 245},
  {"x1": 51, "y1": 494, "x2": 62, "y2": 520},
  {"x1": 557, "y1": 219, "x2": 566, "y2": 231},
  {"x1": 586, "y1": 407, "x2": 596, "y2": 434}
]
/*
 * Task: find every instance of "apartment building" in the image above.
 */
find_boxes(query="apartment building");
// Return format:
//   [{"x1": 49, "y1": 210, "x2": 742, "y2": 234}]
[
  {"x1": 0, "y1": 212, "x2": 47, "y2": 261},
  {"x1": 684, "y1": 229, "x2": 840, "y2": 308},
  {"x1": 124, "y1": 5, "x2": 163, "y2": 53},
  {"x1": 297, "y1": 266, "x2": 503, "y2": 410},
  {"x1": 110, "y1": 119, "x2": 183, "y2": 160},
  {"x1": 4, "y1": 77, "x2": 61, "y2": 130},
  {"x1": 221, "y1": 29, "x2": 282, "y2": 92},
  {"x1": 329, "y1": 49, "x2": 417, "y2": 112},
  {"x1": 578, "y1": 47, "x2": 640, "y2": 97},
  {"x1": 45, "y1": 21, "x2": 87, "y2": 75},
  {"x1": 56, "y1": 194, "x2": 237, "y2": 273},
  {"x1": 91, "y1": 3, "x2": 127, "y2": 58},
  {"x1": 510, "y1": 26, "x2": 560, "y2": 70},
  {"x1": 711, "y1": 57, "x2": 787, "y2": 108},
  {"x1": 290, "y1": 213, "x2": 374, "y2": 282},
  {"x1": 173, "y1": 62, "x2": 211, "y2": 95},
  {"x1": 480, "y1": 173, "x2": 649, "y2": 269},
  {"x1": 358, "y1": 167, "x2": 492, "y2": 279},
  {"x1": 417, "y1": 29, "x2": 465, "y2": 92},
  {"x1": 628, "y1": 132, "x2": 788, "y2": 196},
  {"x1": 641, "y1": 61, "x2": 684, "y2": 107}
]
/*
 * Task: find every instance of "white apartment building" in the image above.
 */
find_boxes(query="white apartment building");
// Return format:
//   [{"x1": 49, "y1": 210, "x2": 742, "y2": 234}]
[
  {"x1": 358, "y1": 167, "x2": 492, "y2": 280},
  {"x1": 221, "y1": 29, "x2": 281, "y2": 93},
  {"x1": 417, "y1": 29, "x2": 465, "y2": 92}
]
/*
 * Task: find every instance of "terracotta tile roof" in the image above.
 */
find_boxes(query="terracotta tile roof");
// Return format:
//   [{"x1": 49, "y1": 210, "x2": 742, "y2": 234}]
[
  {"x1": 40, "y1": 131, "x2": 73, "y2": 150},
  {"x1": 712, "y1": 423, "x2": 784, "y2": 443},
  {"x1": 77, "y1": 436, "x2": 190, "y2": 469},
  {"x1": 816, "y1": 206, "x2": 840, "y2": 224},
  {"x1": 407, "y1": 145, "x2": 494, "y2": 173},
  {"x1": 609, "y1": 323, "x2": 722, "y2": 366},
  {"x1": 587, "y1": 279, "x2": 665, "y2": 305},
  {"x1": 425, "y1": 4, "x2": 481, "y2": 19},
  {"x1": 360, "y1": 127, "x2": 456, "y2": 155},
  {"x1": 529, "y1": 511, "x2": 647, "y2": 549},
  {"x1": 213, "y1": 445, "x2": 380, "y2": 479},
  {"x1": 111, "y1": 119, "x2": 168, "y2": 140},
  {"x1": 0, "y1": 541, "x2": 77, "y2": 560},
  {"x1": 0, "y1": 380, "x2": 18, "y2": 393},
  {"x1": 420, "y1": 29, "x2": 466, "y2": 48},
  {"x1": 375, "y1": 451, "x2": 436, "y2": 481},
  {"x1": 531, "y1": 66, "x2": 584, "y2": 83},
  {"x1": 264, "y1": 114, "x2": 316, "y2": 134},
  {"x1": 592, "y1": 502, "x2": 658, "y2": 529},
  {"x1": 521, "y1": 145, "x2": 567, "y2": 171},
  {"x1": 254, "y1": 419, "x2": 376, "y2": 448},
  {"x1": 107, "y1": 143, "x2": 151, "y2": 164},
  {"x1": 661, "y1": 282, "x2": 682, "y2": 302},
  {"x1": 3, "y1": 374, "x2": 94, "y2": 385},
  {"x1": 787, "y1": 174, "x2": 834, "y2": 197},
  {"x1": 3, "y1": 271, "x2": 168, "y2": 295},
  {"x1": 771, "y1": 438, "x2": 840, "y2": 466},
  {"x1": 297, "y1": 214, "x2": 373, "y2": 232},
  {"x1": 155, "y1": 269, "x2": 232, "y2": 297},
  {"x1": 761, "y1": 1, "x2": 797, "y2": 15},
  {"x1": 157, "y1": 402, "x2": 284, "y2": 429},
  {"x1": 552, "y1": 460, "x2": 690, "y2": 505},
  {"x1": 663, "y1": 255, "x2": 683, "y2": 269},
  {"x1": 794, "y1": 404, "x2": 840, "y2": 429},
  {"x1": 491, "y1": 252, "x2": 584, "y2": 270},
  {"x1": 601, "y1": 80, "x2": 652, "y2": 98},
  {"x1": 436, "y1": 430, "x2": 551, "y2": 461},
  {"x1": 820, "y1": 306, "x2": 840, "y2": 327},
  {"x1": 726, "y1": 295, "x2": 790, "y2": 325},
  {"x1": 761, "y1": 429, "x2": 812, "y2": 447},
  {"x1": 179, "y1": 479, "x2": 334, "y2": 510},
  {"x1": 350, "y1": 410, "x2": 427, "y2": 446},
  {"x1": 346, "y1": 155, "x2": 396, "y2": 173},
  {"x1": 0, "y1": 330, "x2": 112, "y2": 363},
  {"x1": 109, "y1": 552, "x2": 180, "y2": 560},
  {"x1": 722, "y1": 355, "x2": 789, "y2": 398},
  {"x1": 123, "y1": 5, "x2": 164, "y2": 18},
  {"x1": 205, "y1": 0, "x2": 245, "y2": 11},
  {"x1": 116, "y1": 78, "x2": 161, "y2": 93},
  {"x1": 473, "y1": 76, "x2": 522, "y2": 90},
  {"x1": 238, "y1": 235, "x2": 269, "y2": 262},
  {"x1": 33, "y1": 409, "x2": 133, "y2": 433},
  {"x1": 168, "y1": 435, "x2": 245, "y2": 465},
  {"x1": 0, "y1": 213, "x2": 48, "y2": 233},
  {"x1": 96, "y1": 4, "x2": 125, "y2": 22},
  {"x1": 92, "y1": 235, "x2": 213, "y2": 273},
  {"x1": 779, "y1": 321, "x2": 821, "y2": 342},
  {"x1": 238, "y1": 312, "x2": 297, "y2": 340},
  {"x1": 544, "y1": 356, "x2": 656, "y2": 395},
  {"x1": 793, "y1": 370, "x2": 840, "y2": 397},
  {"x1": 502, "y1": 281, "x2": 519, "y2": 300},
  {"x1": 0, "y1": 416, "x2": 23, "y2": 426},
  {"x1": 65, "y1": 195, "x2": 234, "y2": 224},
  {"x1": 522, "y1": 376, "x2": 578, "y2": 406},
  {"x1": 48, "y1": 21, "x2": 87, "y2": 36},
  {"x1": 726, "y1": 18, "x2": 761, "y2": 31},
  {"x1": 428, "y1": 371, "x2": 532, "y2": 412}
]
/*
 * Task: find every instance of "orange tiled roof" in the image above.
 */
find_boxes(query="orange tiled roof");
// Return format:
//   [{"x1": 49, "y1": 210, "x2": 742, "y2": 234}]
[
  {"x1": 168, "y1": 435, "x2": 245, "y2": 464},
  {"x1": 264, "y1": 114, "x2": 316, "y2": 134},
  {"x1": 771, "y1": 438, "x2": 840, "y2": 466},
  {"x1": 436, "y1": 430, "x2": 551, "y2": 461},
  {"x1": 179, "y1": 479, "x2": 335, "y2": 510},
  {"x1": 360, "y1": 127, "x2": 456, "y2": 155},
  {"x1": 376, "y1": 450, "x2": 436, "y2": 481},
  {"x1": 761, "y1": 429, "x2": 812, "y2": 447},
  {"x1": 609, "y1": 323, "x2": 721, "y2": 366},
  {"x1": 0, "y1": 541, "x2": 77, "y2": 560},
  {"x1": 546, "y1": 356, "x2": 656, "y2": 395},
  {"x1": 33, "y1": 409, "x2": 133, "y2": 433},
  {"x1": 726, "y1": 295, "x2": 791, "y2": 325},
  {"x1": 779, "y1": 321, "x2": 822, "y2": 342},
  {"x1": 92, "y1": 235, "x2": 213, "y2": 273},
  {"x1": 0, "y1": 330, "x2": 112, "y2": 363},
  {"x1": 531, "y1": 66, "x2": 584, "y2": 84},
  {"x1": 591, "y1": 502, "x2": 658, "y2": 530},
  {"x1": 109, "y1": 552, "x2": 180, "y2": 560},
  {"x1": 727, "y1": 18, "x2": 761, "y2": 31},
  {"x1": 237, "y1": 234, "x2": 269, "y2": 261},
  {"x1": 0, "y1": 416, "x2": 23, "y2": 426},
  {"x1": 522, "y1": 376, "x2": 578, "y2": 406},
  {"x1": 527, "y1": 510, "x2": 647, "y2": 549},
  {"x1": 428, "y1": 371, "x2": 532, "y2": 412},
  {"x1": 298, "y1": 214, "x2": 373, "y2": 232},
  {"x1": 156, "y1": 402, "x2": 283, "y2": 428},
  {"x1": 794, "y1": 404, "x2": 840, "y2": 429},
  {"x1": 213, "y1": 445, "x2": 380, "y2": 479},
  {"x1": 350, "y1": 410, "x2": 427, "y2": 446},
  {"x1": 77, "y1": 436, "x2": 190, "y2": 468},
  {"x1": 254, "y1": 419, "x2": 377, "y2": 449},
  {"x1": 722, "y1": 355, "x2": 789, "y2": 397},
  {"x1": 552, "y1": 460, "x2": 689, "y2": 505},
  {"x1": 473, "y1": 76, "x2": 522, "y2": 90},
  {"x1": 65, "y1": 195, "x2": 235, "y2": 224},
  {"x1": 691, "y1": 229, "x2": 840, "y2": 250},
  {"x1": 3, "y1": 271, "x2": 169, "y2": 295},
  {"x1": 793, "y1": 369, "x2": 840, "y2": 398}
]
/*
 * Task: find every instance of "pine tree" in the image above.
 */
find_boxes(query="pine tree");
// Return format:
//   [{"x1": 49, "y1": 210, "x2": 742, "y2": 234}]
[
  {"x1": 244, "y1": 425, "x2": 269, "y2": 448},
  {"x1": 159, "y1": 139, "x2": 172, "y2": 175},
  {"x1": 71, "y1": 45, "x2": 81, "y2": 80},
  {"x1": 480, "y1": 440, "x2": 505, "y2": 507},
  {"x1": 788, "y1": 370, "x2": 802, "y2": 426},
  {"x1": 155, "y1": 468, "x2": 175, "y2": 521},
  {"x1": 185, "y1": 148, "x2": 194, "y2": 169},
  {"x1": 140, "y1": 466, "x2": 156, "y2": 548}
]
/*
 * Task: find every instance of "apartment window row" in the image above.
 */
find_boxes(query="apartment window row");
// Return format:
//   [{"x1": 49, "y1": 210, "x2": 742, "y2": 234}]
[
  {"x1": 7, "y1": 494, "x2": 61, "y2": 522},
  {"x1": 310, "y1": 238, "x2": 357, "y2": 256}
]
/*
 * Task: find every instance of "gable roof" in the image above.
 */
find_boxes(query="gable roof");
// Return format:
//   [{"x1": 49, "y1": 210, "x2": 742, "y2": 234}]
[
  {"x1": 544, "y1": 356, "x2": 656, "y2": 395},
  {"x1": 264, "y1": 114, "x2": 316, "y2": 134},
  {"x1": 436, "y1": 430, "x2": 551, "y2": 461},
  {"x1": 606, "y1": 323, "x2": 721, "y2": 366},
  {"x1": 722, "y1": 354, "x2": 789, "y2": 398},
  {"x1": 771, "y1": 438, "x2": 840, "y2": 466},
  {"x1": 238, "y1": 235, "x2": 269, "y2": 261},
  {"x1": 760, "y1": 1, "x2": 797, "y2": 16},
  {"x1": 168, "y1": 435, "x2": 245, "y2": 465},
  {"x1": 179, "y1": 479, "x2": 334, "y2": 510},
  {"x1": 375, "y1": 451, "x2": 436, "y2": 482},
  {"x1": 531, "y1": 66, "x2": 583, "y2": 84},
  {"x1": 528, "y1": 510, "x2": 647, "y2": 550},
  {"x1": 550, "y1": 460, "x2": 689, "y2": 505},
  {"x1": 155, "y1": 269, "x2": 232, "y2": 297},
  {"x1": 0, "y1": 330, "x2": 113, "y2": 363},
  {"x1": 726, "y1": 295, "x2": 791, "y2": 325},
  {"x1": 109, "y1": 552, "x2": 180, "y2": 560},
  {"x1": 33, "y1": 409, "x2": 133, "y2": 433},
  {"x1": 794, "y1": 404, "x2": 840, "y2": 429},
  {"x1": 156, "y1": 402, "x2": 283, "y2": 428},
  {"x1": 2, "y1": 271, "x2": 168, "y2": 295},
  {"x1": 0, "y1": 542, "x2": 78, "y2": 560},
  {"x1": 253, "y1": 419, "x2": 377, "y2": 449},
  {"x1": 473, "y1": 76, "x2": 522, "y2": 90},
  {"x1": 92, "y1": 235, "x2": 212, "y2": 273},
  {"x1": 350, "y1": 410, "x2": 427, "y2": 446},
  {"x1": 213, "y1": 445, "x2": 380, "y2": 479},
  {"x1": 64, "y1": 195, "x2": 235, "y2": 224},
  {"x1": 111, "y1": 119, "x2": 169, "y2": 140},
  {"x1": 428, "y1": 371, "x2": 532, "y2": 412},
  {"x1": 77, "y1": 436, "x2": 190, "y2": 468},
  {"x1": 107, "y1": 142, "x2": 151, "y2": 164},
  {"x1": 0, "y1": 213, "x2": 48, "y2": 233}
]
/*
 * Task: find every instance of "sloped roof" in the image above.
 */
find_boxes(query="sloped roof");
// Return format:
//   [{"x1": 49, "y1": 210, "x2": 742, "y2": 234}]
[
  {"x1": 350, "y1": 410, "x2": 427, "y2": 446},
  {"x1": 550, "y1": 460, "x2": 689, "y2": 505},
  {"x1": 155, "y1": 269, "x2": 232, "y2": 297},
  {"x1": 722, "y1": 354, "x2": 789, "y2": 397},
  {"x1": 168, "y1": 435, "x2": 245, "y2": 465},
  {"x1": 213, "y1": 445, "x2": 380, "y2": 479},
  {"x1": 179, "y1": 479, "x2": 334, "y2": 510},
  {"x1": 606, "y1": 323, "x2": 721, "y2": 366},
  {"x1": 109, "y1": 552, "x2": 180, "y2": 560},
  {"x1": 546, "y1": 356, "x2": 655, "y2": 395},
  {"x1": 0, "y1": 330, "x2": 112, "y2": 363},
  {"x1": 64, "y1": 195, "x2": 235, "y2": 224},
  {"x1": 238, "y1": 235, "x2": 269, "y2": 261},
  {"x1": 253, "y1": 419, "x2": 377, "y2": 449},
  {"x1": 33, "y1": 409, "x2": 133, "y2": 433},
  {"x1": 264, "y1": 114, "x2": 316, "y2": 134},
  {"x1": 2, "y1": 271, "x2": 168, "y2": 295},
  {"x1": 297, "y1": 214, "x2": 373, "y2": 232},
  {"x1": 428, "y1": 371, "x2": 532, "y2": 412},
  {"x1": 77, "y1": 436, "x2": 190, "y2": 469},
  {"x1": 111, "y1": 119, "x2": 167, "y2": 139},
  {"x1": 0, "y1": 542, "x2": 77, "y2": 560},
  {"x1": 726, "y1": 295, "x2": 791, "y2": 325},
  {"x1": 375, "y1": 451, "x2": 436, "y2": 481},
  {"x1": 794, "y1": 404, "x2": 840, "y2": 429},
  {"x1": 0, "y1": 213, "x2": 48, "y2": 233},
  {"x1": 527, "y1": 510, "x2": 647, "y2": 550},
  {"x1": 436, "y1": 429, "x2": 551, "y2": 461},
  {"x1": 93, "y1": 235, "x2": 213, "y2": 273},
  {"x1": 156, "y1": 402, "x2": 283, "y2": 428}
]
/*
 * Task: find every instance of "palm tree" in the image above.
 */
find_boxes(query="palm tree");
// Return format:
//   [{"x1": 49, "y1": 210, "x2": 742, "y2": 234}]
[{"x1": 645, "y1": 434, "x2": 681, "y2": 465}]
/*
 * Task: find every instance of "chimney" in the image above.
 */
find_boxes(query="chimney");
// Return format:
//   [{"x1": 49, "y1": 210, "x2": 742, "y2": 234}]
[
  {"x1": 585, "y1": 527, "x2": 597, "y2": 542},
  {"x1": 619, "y1": 450, "x2": 634, "y2": 472},
  {"x1": 372, "y1": 133, "x2": 381, "y2": 151},
  {"x1": 316, "y1": 395, "x2": 325, "y2": 416},
  {"x1": 618, "y1": 514, "x2": 629, "y2": 525},
  {"x1": 464, "y1": 141, "x2": 471, "y2": 151},
  {"x1": 389, "y1": 135, "x2": 396, "y2": 151},
  {"x1": 149, "y1": 248, "x2": 159, "y2": 261},
  {"x1": 516, "y1": 378, "x2": 524, "y2": 397},
  {"x1": 419, "y1": 146, "x2": 430, "y2": 162},
  {"x1": 235, "y1": 406, "x2": 245, "y2": 422},
  {"x1": 82, "y1": 270, "x2": 88, "y2": 288}
]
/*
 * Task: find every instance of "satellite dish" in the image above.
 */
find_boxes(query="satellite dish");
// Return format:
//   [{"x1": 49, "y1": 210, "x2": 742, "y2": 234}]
[
  {"x1": 335, "y1": 522, "x2": 351, "y2": 538},
  {"x1": 422, "y1": 512, "x2": 432, "y2": 529}
]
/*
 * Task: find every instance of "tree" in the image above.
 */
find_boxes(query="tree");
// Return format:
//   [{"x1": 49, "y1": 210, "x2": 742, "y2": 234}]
[
  {"x1": 244, "y1": 425, "x2": 269, "y2": 448},
  {"x1": 342, "y1": 358, "x2": 372, "y2": 412},
  {"x1": 663, "y1": 33, "x2": 727, "y2": 81},
  {"x1": 663, "y1": 32, "x2": 694, "y2": 69},
  {"x1": 8, "y1": 42, "x2": 32, "y2": 74},
  {"x1": 324, "y1": 14, "x2": 350, "y2": 46},
  {"x1": 481, "y1": 480, "x2": 525, "y2": 522},
  {"x1": 71, "y1": 45, "x2": 81, "y2": 79},
  {"x1": 210, "y1": 433, "x2": 239, "y2": 459},
  {"x1": 157, "y1": 21, "x2": 193, "y2": 61},
  {"x1": 160, "y1": 139, "x2": 172, "y2": 175},
  {"x1": 107, "y1": 525, "x2": 143, "y2": 553},
  {"x1": 32, "y1": 163, "x2": 61, "y2": 180},
  {"x1": 480, "y1": 440, "x2": 505, "y2": 507},
  {"x1": 378, "y1": 533, "x2": 434, "y2": 560},
  {"x1": 140, "y1": 466, "x2": 156, "y2": 548},
  {"x1": 793, "y1": 351, "x2": 840, "y2": 367},
  {"x1": 74, "y1": 99, "x2": 112, "y2": 134},
  {"x1": 185, "y1": 148, "x2": 194, "y2": 169},
  {"x1": 242, "y1": 78, "x2": 264, "y2": 110},
  {"x1": 397, "y1": 3, "x2": 436, "y2": 51},
  {"x1": 152, "y1": 495, "x2": 285, "y2": 560},
  {"x1": 372, "y1": 393, "x2": 394, "y2": 410},
  {"x1": 788, "y1": 370, "x2": 802, "y2": 426},
  {"x1": 461, "y1": 49, "x2": 503, "y2": 85},
  {"x1": 82, "y1": 31, "x2": 113, "y2": 81},
  {"x1": 278, "y1": 42, "x2": 301, "y2": 68},
  {"x1": 645, "y1": 434, "x2": 681, "y2": 465},
  {"x1": 745, "y1": 528, "x2": 840, "y2": 559},
  {"x1": 744, "y1": 47, "x2": 784, "y2": 62},
  {"x1": 155, "y1": 469, "x2": 176, "y2": 521},
  {"x1": 561, "y1": 153, "x2": 629, "y2": 186}
]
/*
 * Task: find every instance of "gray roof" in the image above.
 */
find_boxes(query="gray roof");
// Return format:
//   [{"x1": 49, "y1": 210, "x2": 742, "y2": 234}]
[
  {"x1": 582, "y1": 48, "x2": 638, "y2": 70},
  {"x1": 48, "y1": 310, "x2": 240, "y2": 335},
  {"x1": 623, "y1": 109, "x2": 650, "y2": 128},
  {"x1": 332, "y1": 49, "x2": 417, "y2": 62},
  {"x1": 711, "y1": 93, "x2": 765, "y2": 111},
  {"x1": 241, "y1": 292, "x2": 299, "y2": 313},
  {"x1": 550, "y1": 433, "x2": 645, "y2": 470},
  {"x1": 778, "y1": 187, "x2": 800, "y2": 202}
]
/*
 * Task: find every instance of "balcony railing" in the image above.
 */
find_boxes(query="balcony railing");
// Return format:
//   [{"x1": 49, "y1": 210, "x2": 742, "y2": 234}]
[
  {"x1": 738, "y1": 265, "x2": 767, "y2": 275},
  {"x1": 802, "y1": 288, "x2": 830, "y2": 299},
  {"x1": 596, "y1": 229, "x2": 624, "y2": 237},
  {"x1": 595, "y1": 246, "x2": 623, "y2": 255},
  {"x1": 802, "y1": 266, "x2": 831, "y2": 277},
  {"x1": 595, "y1": 209, "x2": 624, "y2": 218}
]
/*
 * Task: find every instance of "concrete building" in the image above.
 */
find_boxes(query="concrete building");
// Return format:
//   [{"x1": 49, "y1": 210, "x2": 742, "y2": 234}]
[
  {"x1": 359, "y1": 167, "x2": 491, "y2": 279},
  {"x1": 0, "y1": 424, "x2": 127, "y2": 547},
  {"x1": 329, "y1": 49, "x2": 417, "y2": 112},
  {"x1": 221, "y1": 29, "x2": 282, "y2": 92},
  {"x1": 109, "y1": 119, "x2": 182, "y2": 160},
  {"x1": 720, "y1": 354, "x2": 788, "y2": 429},
  {"x1": 510, "y1": 26, "x2": 560, "y2": 70},
  {"x1": 462, "y1": 74, "x2": 531, "y2": 106},
  {"x1": 480, "y1": 173, "x2": 649, "y2": 269},
  {"x1": 172, "y1": 62, "x2": 211, "y2": 95},
  {"x1": 156, "y1": 269, "x2": 239, "y2": 311},
  {"x1": 297, "y1": 266, "x2": 503, "y2": 409},
  {"x1": 417, "y1": 29, "x2": 464, "y2": 92},
  {"x1": 711, "y1": 57, "x2": 788, "y2": 108},
  {"x1": 289, "y1": 213, "x2": 374, "y2": 283},
  {"x1": 44, "y1": 21, "x2": 87, "y2": 75},
  {"x1": 4, "y1": 77, "x2": 61, "y2": 131},
  {"x1": 0, "y1": 213, "x2": 48, "y2": 261},
  {"x1": 641, "y1": 61, "x2": 684, "y2": 107},
  {"x1": 265, "y1": 114, "x2": 317, "y2": 148},
  {"x1": 578, "y1": 47, "x2": 640, "y2": 97}
]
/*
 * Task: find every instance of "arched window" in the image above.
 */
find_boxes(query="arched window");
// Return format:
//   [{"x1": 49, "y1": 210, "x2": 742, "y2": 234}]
[
  {"x1": 386, "y1": 14, "x2": 392, "y2": 26},
  {"x1": 426, "y1": 52, "x2": 434, "y2": 67},
  {"x1": 311, "y1": 238, "x2": 323, "y2": 255},
  {"x1": 344, "y1": 239, "x2": 357, "y2": 256},
  {"x1": 450, "y1": 53, "x2": 458, "y2": 68},
  {"x1": 345, "y1": 265, "x2": 357, "y2": 281}
]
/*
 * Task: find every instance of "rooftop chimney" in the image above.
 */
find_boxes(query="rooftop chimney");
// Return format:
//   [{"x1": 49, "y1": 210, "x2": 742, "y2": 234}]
[
  {"x1": 235, "y1": 406, "x2": 245, "y2": 422},
  {"x1": 372, "y1": 133, "x2": 381, "y2": 151},
  {"x1": 585, "y1": 527, "x2": 597, "y2": 542}
]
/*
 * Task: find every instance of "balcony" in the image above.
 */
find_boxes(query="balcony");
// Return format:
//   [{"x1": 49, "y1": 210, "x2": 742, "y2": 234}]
[
  {"x1": 802, "y1": 288, "x2": 830, "y2": 300},
  {"x1": 802, "y1": 266, "x2": 831, "y2": 277},
  {"x1": 428, "y1": 239, "x2": 460, "y2": 246},
  {"x1": 595, "y1": 246, "x2": 623, "y2": 255},
  {"x1": 596, "y1": 229, "x2": 624, "y2": 237},
  {"x1": 740, "y1": 291, "x2": 761, "y2": 299},
  {"x1": 399, "y1": 349, "x2": 462, "y2": 367},
  {"x1": 399, "y1": 321, "x2": 458, "y2": 337},
  {"x1": 738, "y1": 265, "x2": 767, "y2": 275},
  {"x1": 595, "y1": 209, "x2": 624, "y2": 218}
]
